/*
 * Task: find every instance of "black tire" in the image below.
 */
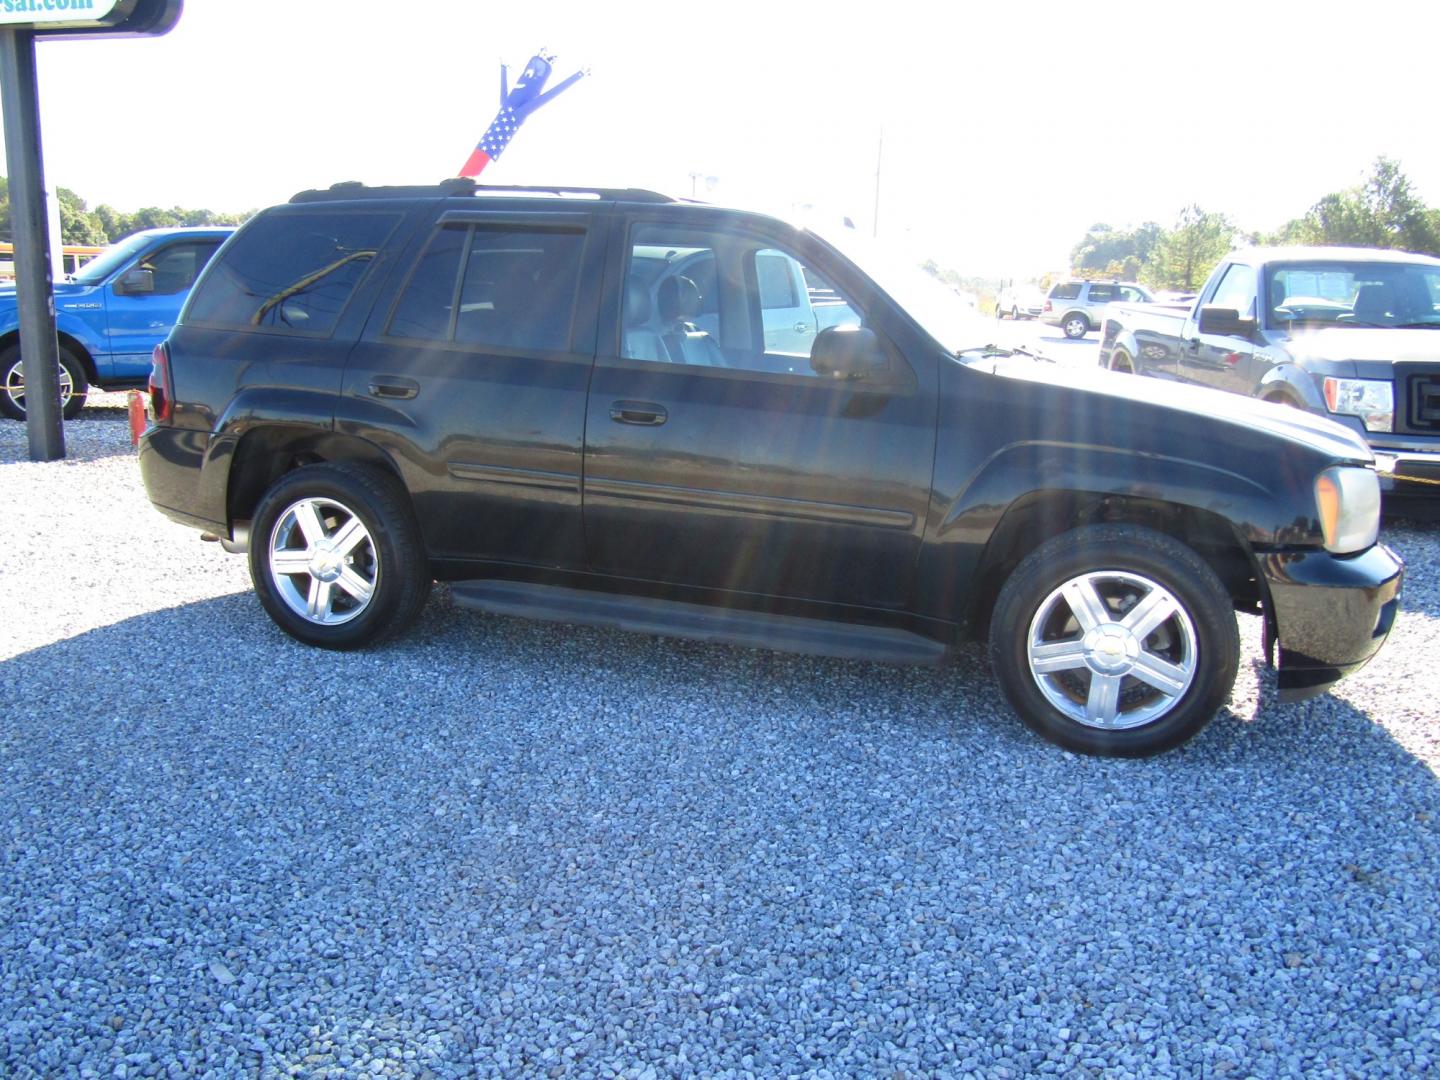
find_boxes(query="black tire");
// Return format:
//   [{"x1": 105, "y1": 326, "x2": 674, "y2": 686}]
[
  {"x1": 1062, "y1": 313, "x2": 1090, "y2": 340},
  {"x1": 1011, "y1": 305, "x2": 1021, "y2": 321},
  {"x1": 989, "y1": 524, "x2": 1239, "y2": 757},
  {"x1": 0, "y1": 343, "x2": 90, "y2": 421},
  {"x1": 248, "y1": 462, "x2": 431, "y2": 649}
]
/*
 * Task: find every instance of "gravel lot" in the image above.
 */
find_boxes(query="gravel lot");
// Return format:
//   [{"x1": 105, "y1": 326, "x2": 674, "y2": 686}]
[{"x1": 3, "y1": 399, "x2": 1439, "y2": 1078}]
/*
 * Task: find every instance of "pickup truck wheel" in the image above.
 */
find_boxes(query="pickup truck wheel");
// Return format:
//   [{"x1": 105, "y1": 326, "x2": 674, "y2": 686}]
[
  {"x1": 0, "y1": 344, "x2": 89, "y2": 421},
  {"x1": 989, "y1": 524, "x2": 1239, "y2": 757},
  {"x1": 1062, "y1": 314, "x2": 1090, "y2": 339},
  {"x1": 1109, "y1": 348, "x2": 1136, "y2": 374},
  {"x1": 248, "y1": 463, "x2": 431, "y2": 650}
]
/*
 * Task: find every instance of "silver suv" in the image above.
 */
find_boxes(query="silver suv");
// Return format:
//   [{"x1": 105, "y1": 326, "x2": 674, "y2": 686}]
[{"x1": 1042, "y1": 280, "x2": 1152, "y2": 339}]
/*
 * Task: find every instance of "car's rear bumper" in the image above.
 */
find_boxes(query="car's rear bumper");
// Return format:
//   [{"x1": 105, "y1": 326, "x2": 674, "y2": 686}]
[
  {"x1": 1259, "y1": 544, "x2": 1404, "y2": 701},
  {"x1": 137, "y1": 425, "x2": 226, "y2": 533}
]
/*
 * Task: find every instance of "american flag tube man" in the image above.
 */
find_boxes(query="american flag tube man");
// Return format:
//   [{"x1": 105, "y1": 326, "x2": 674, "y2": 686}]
[{"x1": 459, "y1": 52, "x2": 587, "y2": 178}]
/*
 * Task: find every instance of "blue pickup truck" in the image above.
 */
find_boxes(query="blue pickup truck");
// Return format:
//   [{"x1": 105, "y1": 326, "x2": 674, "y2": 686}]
[{"x1": 0, "y1": 226, "x2": 233, "y2": 420}]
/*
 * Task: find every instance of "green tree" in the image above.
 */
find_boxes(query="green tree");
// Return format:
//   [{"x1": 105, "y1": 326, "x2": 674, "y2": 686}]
[
  {"x1": 1070, "y1": 221, "x2": 1162, "y2": 275},
  {"x1": 56, "y1": 186, "x2": 107, "y2": 246},
  {"x1": 1142, "y1": 205, "x2": 1235, "y2": 292},
  {"x1": 1264, "y1": 156, "x2": 1440, "y2": 256}
]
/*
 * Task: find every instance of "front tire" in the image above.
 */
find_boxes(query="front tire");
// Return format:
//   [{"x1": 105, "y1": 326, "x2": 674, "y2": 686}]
[
  {"x1": 0, "y1": 344, "x2": 90, "y2": 421},
  {"x1": 248, "y1": 463, "x2": 431, "y2": 649},
  {"x1": 989, "y1": 524, "x2": 1239, "y2": 757},
  {"x1": 1062, "y1": 314, "x2": 1090, "y2": 339}
]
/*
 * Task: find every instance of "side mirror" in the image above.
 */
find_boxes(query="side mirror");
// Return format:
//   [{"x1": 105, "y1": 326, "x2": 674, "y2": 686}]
[
  {"x1": 116, "y1": 268, "x2": 155, "y2": 295},
  {"x1": 810, "y1": 325, "x2": 888, "y2": 381},
  {"x1": 1197, "y1": 304, "x2": 1257, "y2": 338}
]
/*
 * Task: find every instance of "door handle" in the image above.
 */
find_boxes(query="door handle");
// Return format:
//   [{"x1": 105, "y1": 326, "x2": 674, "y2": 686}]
[
  {"x1": 368, "y1": 376, "x2": 420, "y2": 400},
  {"x1": 610, "y1": 400, "x2": 667, "y2": 426},
  {"x1": 793, "y1": 322, "x2": 811, "y2": 334},
  {"x1": 1187, "y1": 338, "x2": 1201, "y2": 352}
]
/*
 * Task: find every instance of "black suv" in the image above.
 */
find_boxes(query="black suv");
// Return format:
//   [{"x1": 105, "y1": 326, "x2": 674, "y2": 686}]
[{"x1": 139, "y1": 180, "x2": 1403, "y2": 757}]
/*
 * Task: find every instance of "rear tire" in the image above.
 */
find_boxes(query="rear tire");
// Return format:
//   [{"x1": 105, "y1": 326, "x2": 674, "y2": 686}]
[
  {"x1": 1062, "y1": 314, "x2": 1090, "y2": 339},
  {"x1": 248, "y1": 463, "x2": 431, "y2": 649},
  {"x1": 989, "y1": 524, "x2": 1239, "y2": 757},
  {"x1": 0, "y1": 343, "x2": 90, "y2": 421}
]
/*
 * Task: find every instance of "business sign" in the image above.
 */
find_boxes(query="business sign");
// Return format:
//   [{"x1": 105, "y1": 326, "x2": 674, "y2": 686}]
[{"x1": 0, "y1": 0, "x2": 121, "y2": 26}]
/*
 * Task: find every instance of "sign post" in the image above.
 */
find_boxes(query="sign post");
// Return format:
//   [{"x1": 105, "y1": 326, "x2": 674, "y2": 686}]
[{"x1": 0, "y1": 0, "x2": 182, "y2": 461}]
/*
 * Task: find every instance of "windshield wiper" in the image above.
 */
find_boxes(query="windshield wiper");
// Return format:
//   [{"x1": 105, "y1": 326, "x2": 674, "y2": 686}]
[{"x1": 977, "y1": 343, "x2": 1054, "y2": 363}]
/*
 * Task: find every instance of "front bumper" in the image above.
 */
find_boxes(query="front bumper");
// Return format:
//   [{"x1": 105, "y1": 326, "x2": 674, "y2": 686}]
[
  {"x1": 1374, "y1": 448, "x2": 1440, "y2": 505},
  {"x1": 1259, "y1": 543, "x2": 1404, "y2": 701}
]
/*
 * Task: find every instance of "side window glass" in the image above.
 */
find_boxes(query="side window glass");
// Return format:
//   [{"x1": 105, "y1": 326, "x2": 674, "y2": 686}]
[
  {"x1": 756, "y1": 251, "x2": 797, "y2": 310},
  {"x1": 388, "y1": 227, "x2": 466, "y2": 341},
  {"x1": 622, "y1": 225, "x2": 866, "y2": 377},
  {"x1": 1209, "y1": 264, "x2": 1257, "y2": 317},
  {"x1": 142, "y1": 242, "x2": 219, "y2": 295},
  {"x1": 1052, "y1": 282, "x2": 1081, "y2": 300},
  {"x1": 186, "y1": 211, "x2": 400, "y2": 334},
  {"x1": 1087, "y1": 284, "x2": 1116, "y2": 304},
  {"x1": 754, "y1": 250, "x2": 860, "y2": 361},
  {"x1": 622, "y1": 230, "x2": 724, "y2": 367},
  {"x1": 454, "y1": 227, "x2": 584, "y2": 351}
]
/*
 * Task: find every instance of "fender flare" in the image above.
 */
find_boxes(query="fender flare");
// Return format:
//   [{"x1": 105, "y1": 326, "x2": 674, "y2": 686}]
[{"x1": 1254, "y1": 364, "x2": 1322, "y2": 409}]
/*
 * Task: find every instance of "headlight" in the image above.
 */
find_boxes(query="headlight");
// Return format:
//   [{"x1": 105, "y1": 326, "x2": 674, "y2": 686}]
[
  {"x1": 1322, "y1": 377, "x2": 1393, "y2": 432},
  {"x1": 1315, "y1": 466, "x2": 1380, "y2": 554}
]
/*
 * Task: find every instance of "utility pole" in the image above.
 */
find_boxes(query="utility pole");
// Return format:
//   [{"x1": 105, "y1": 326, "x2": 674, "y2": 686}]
[
  {"x1": 1, "y1": 1, "x2": 185, "y2": 461},
  {"x1": 0, "y1": 26, "x2": 64, "y2": 461}
]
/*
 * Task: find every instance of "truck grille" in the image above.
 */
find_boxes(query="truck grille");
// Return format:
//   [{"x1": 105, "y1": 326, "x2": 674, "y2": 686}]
[{"x1": 1410, "y1": 372, "x2": 1440, "y2": 432}]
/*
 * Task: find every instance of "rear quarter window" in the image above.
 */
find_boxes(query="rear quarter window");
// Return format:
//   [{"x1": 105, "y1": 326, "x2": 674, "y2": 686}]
[
  {"x1": 1051, "y1": 282, "x2": 1082, "y2": 300},
  {"x1": 185, "y1": 210, "x2": 401, "y2": 335}
]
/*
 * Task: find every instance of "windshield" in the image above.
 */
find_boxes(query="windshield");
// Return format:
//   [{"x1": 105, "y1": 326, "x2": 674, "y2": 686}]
[
  {"x1": 806, "y1": 224, "x2": 994, "y2": 354},
  {"x1": 1267, "y1": 260, "x2": 1440, "y2": 329},
  {"x1": 69, "y1": 232, "x2": 155, "y2": 285}
]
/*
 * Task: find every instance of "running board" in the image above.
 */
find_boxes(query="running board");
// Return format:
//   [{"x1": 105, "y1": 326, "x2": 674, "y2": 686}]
[{"x1": 449, "y1": 580, "x2": 948, "y2": 665}]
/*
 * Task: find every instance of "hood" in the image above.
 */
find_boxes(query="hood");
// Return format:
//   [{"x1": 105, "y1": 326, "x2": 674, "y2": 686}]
[
  {"x1": 1283, "y1": 326, "x2": 1440, "y2": 365},
  {"x1": 967, "y1": 353, "x2": 1373, "y2": 464}
]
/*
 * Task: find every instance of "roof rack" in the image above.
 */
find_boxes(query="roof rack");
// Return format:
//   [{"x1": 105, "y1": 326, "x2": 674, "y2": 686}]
[{"x1": 290, "y1": 178, "x2": 673, "y2": 204}]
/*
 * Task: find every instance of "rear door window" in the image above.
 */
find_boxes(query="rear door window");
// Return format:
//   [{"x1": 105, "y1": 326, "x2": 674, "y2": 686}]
[
  {"x1": 186, "y1": 210, "x2": 401, "y2": 335},
  {"x1": 387, "y1": 224, "x2": 586, "y2": 353}
]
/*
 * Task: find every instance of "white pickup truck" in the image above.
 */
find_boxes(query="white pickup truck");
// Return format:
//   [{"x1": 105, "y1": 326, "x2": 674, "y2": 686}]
[{"x1": 1098, "y1": 245, "x2": 1440, "y2": 512}]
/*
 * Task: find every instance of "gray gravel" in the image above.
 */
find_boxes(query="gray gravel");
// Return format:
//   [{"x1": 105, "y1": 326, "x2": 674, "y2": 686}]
[{"x1": 3, "y1": 399, "x2": 1439, "y2": 1078}]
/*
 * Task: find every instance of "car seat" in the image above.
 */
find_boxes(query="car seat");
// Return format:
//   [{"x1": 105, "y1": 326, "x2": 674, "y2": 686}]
[
  {"x1": 1350, "y1": 283, "x2": 1397, "y2": 325},
  {"x1": 622, "y1": 276, "x2": 667, "y2": 362},
  {"x1": 656, "y1": 276, "x2": 725, "y2": 367}
]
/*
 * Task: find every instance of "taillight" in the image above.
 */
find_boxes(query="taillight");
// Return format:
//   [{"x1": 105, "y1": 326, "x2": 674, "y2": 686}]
[
  {"x1": 1043, "y1": 300, "x2": 1052, "y2": 312},
  {"x1": 148, "y1": 343, "x2": 174, "y2": 423}
]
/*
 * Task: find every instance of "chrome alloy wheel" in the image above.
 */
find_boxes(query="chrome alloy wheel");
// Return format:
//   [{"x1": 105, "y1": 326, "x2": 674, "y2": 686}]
[
  {"x1": 4, "y1": 357, "x2": 74, "y2": 412},
  {"x1": 1025, "y1": 570, "x2": 1198, "y2": 730},
  {"x1": 267, "y1": 497, "x2": 378, "y2": 626}
]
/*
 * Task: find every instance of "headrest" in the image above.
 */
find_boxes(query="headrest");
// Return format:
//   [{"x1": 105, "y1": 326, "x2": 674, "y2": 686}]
[
  {"x1": 625, "y1": 277, "x2": 652, "y2": 325},
  {"x1": 657, "y1": 275, "x2": 701, "y2": 321}
]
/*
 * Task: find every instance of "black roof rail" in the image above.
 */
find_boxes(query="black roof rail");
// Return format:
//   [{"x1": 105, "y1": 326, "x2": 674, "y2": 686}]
[{"x1": 290, "y1": 178, "x2": 674, "y2": 204}]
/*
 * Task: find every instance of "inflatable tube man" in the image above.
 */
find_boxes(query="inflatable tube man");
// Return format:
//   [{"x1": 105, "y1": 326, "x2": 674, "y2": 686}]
[{"x1": 459, "y1": 52, "x2": 586, "y2": 178}]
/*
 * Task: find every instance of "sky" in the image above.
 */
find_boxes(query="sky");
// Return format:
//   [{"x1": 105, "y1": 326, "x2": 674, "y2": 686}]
[{"x1": 6, "y1": 0, "x2": 1439, "y2": 278}]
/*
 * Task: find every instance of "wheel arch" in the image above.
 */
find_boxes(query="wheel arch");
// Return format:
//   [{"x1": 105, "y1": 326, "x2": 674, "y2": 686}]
[
  {"x1": 1256, "y1": 365, "x2": 1321, "y2": 409},
  {"x1": 0, "y1": 328, "x2": 99, "y2": 383},
  {"x1": 225, "y1": 427, "x2": 406, "y2": 534},
  {"x1": 961, "y1": 489, "x2": 1262, "y2": 637}
]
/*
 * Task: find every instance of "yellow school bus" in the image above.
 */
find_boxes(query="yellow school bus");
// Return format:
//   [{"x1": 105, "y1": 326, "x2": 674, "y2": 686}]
[{"x1": 0, "y1": 242, "x2": 106, "y2": 282}]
